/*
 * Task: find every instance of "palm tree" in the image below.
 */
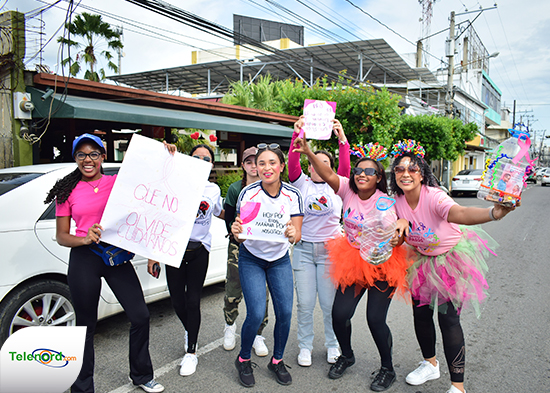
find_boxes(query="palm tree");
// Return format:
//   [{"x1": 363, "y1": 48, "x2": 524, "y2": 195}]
[
  {"x1": 57, "y1": 13, "x2": 123, "y2": 82},
  {"x1": 222, "y1": 74, "x2": 280, "y2": 111}
]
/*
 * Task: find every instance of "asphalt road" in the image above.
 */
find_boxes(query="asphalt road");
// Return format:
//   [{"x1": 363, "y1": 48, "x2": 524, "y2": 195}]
[{"x1": 88, "y1": 183, "x2": 550, "y2": 393}]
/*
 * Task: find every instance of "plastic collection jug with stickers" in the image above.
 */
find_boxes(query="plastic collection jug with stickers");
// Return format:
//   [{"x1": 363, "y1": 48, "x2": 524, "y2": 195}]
[
  {"x1": 477, "y1": 129, "x2": 535, "y2": 207},
  {"x1": 360, "y1": 196, "x2": 397, "y2": 265}
]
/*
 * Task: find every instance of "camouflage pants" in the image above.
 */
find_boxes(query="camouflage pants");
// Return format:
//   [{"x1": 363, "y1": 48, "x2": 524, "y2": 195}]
[{"x1": 224, "y1": 242, "x2": 269, "y2": 335}]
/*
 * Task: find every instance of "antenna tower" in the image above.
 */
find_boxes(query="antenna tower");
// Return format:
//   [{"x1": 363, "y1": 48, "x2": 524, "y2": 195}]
[{"x1": 419, "y1": 0, "x2": 435, "y2": 68}]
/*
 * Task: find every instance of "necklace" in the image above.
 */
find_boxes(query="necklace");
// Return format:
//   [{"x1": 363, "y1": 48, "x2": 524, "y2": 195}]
[{"x1": 82, "y1": 176, "x2": 103, "y2": 193}]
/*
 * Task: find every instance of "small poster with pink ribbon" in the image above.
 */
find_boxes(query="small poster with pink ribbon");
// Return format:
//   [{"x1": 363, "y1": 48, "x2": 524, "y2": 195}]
[
  {"x1": 301, "y1": 99, "x2": 337, "y2": 140},
  {"x1": 238, "y1": 201, "x2": 289, "y2": 243}
]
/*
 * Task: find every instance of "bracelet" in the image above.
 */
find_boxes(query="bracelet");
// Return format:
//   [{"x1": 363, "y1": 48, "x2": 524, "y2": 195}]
[{"x1": 489, "y1": 207, "x2": 501, "y2": 221}]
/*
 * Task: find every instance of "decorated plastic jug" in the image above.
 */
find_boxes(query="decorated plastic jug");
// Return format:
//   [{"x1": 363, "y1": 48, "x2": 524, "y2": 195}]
[
  {"x1": 477, "y1": 130, "x2": 535, "y2": 207},
  {"x1": 360, "y1": 196, "x2": 397, "y2": 265}
]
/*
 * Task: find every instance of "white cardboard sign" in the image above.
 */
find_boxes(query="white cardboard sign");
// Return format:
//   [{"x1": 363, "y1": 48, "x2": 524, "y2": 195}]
[
  {"x1": 238, "y1": 201, "x2": 289, "y2": 243},
  {"x1": 100, "y1": 134, "x2": 211, "y2": 267},
  {"x1": 301, "y1": 99, "x2": 337, "y2": 140}
]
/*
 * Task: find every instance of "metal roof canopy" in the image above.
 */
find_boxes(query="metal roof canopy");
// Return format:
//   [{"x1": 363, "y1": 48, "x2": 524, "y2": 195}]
[
  {"x1": 28, "y1": 87, "x2": 292, "y2": 137},
  {"x1": 109, "y1": 39, "x2": 437, "y2": 95}
]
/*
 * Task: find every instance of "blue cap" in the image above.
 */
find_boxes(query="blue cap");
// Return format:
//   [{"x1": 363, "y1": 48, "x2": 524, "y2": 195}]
[{"x1": 72, "y1": 133, "x2": 106, "y2": 157}]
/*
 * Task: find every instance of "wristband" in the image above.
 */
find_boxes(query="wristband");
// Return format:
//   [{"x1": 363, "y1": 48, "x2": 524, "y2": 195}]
[{"x1": 489, "y1": 207, "x2": 501, "y2": 221}]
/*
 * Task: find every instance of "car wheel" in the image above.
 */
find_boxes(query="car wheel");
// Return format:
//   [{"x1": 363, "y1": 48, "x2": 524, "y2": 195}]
[
  {"x1": 451, "y1": 190, "x2": 458, "y2": 197},
  {"x1": 0, "y1": 280, "x2": 76, "y2": 345}
]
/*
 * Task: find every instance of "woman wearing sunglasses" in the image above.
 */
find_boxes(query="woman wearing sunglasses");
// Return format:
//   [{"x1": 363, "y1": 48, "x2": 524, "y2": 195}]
[
  {"x1": 293, "y1": 136, "x2": 408, "y2": 392},
  {"x1": 231, "y1": 143, "x2": 303, "y2": 388},
  {"x1": 389, "y1": 140, "x2": 516, "y2": 393},
  {"x1": 46, "y1": 134, "x2": 172, "y2": 393},
  {"x1": 288, "y1": 116, "x2": 350, "y2": 367},
  {"x1": 148, "y1": 144, "x2": 224, "y2": 377}
]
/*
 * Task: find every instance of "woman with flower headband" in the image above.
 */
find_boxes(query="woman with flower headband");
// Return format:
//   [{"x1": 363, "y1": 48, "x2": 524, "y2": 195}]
[
  {"x1": 293, "y1": 135, "x2": 409, "y2": 392},
  {"x1": 389, "y1": 140, "x2": 517, "y2": 393},
  {"x1": 288, "y1": 116, "x2": 350, "y2": 367},
  {"x1": 231, "y1": 143, "x2": 304, "y2": 388}
]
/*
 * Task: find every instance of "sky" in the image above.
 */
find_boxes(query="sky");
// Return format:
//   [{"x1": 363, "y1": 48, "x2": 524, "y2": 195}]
[{"x1": 6, "y1": 0, "x2": 550, "y2": 149}]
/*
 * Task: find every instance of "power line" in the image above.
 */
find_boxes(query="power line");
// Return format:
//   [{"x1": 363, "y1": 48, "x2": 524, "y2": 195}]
[{"x1": 343, "y1": 0, "x2": 443, "y2": 66}]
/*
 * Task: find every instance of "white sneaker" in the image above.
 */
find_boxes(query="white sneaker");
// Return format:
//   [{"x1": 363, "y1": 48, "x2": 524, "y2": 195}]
[
  {"x1": 252, "y1": 335, "x2": 268, "y2": 357},
  {"x1": 223, "y1": 323, "x2": 237, "y2": 351},
  {"x1": 405, "y1": 359, "x2": 440, "y2": 385},
  {"x1": 446, "y1": 385, "x2": 466, "y2": 393},
  {"x1": 179, "y1": 353, "x2": 198, "y2": 376},
  {"x1": 327, "y1": 347, "x2": 340, "y2": 364},
  {"x1": 297, "y1": 348, "x2": 312, "y2": 367}
]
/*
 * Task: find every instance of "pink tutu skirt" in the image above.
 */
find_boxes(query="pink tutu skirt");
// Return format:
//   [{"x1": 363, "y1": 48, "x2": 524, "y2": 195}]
[{"x1": 407, "y1": 225, "x2": 498, "y2": 316}]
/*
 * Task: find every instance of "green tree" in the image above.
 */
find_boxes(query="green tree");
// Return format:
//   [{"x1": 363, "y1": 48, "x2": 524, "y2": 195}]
[
  {"x1": 222, "y1": 74, "x2": 280, "y2": 111},
  {"x1": 57, "y1": 13, "x2": 123, "y2": 82},
  {"x1": 396, "y1": 115, "x2": 478, "y2": 161},
  {"x1": 223, "y1": 74, "x2": 403, "y2": 155}
]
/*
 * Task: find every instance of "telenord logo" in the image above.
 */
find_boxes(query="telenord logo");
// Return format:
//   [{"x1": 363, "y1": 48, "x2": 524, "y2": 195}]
[
  {"x1": 1, "y1": 326, "x2": 86, "y2": 392},
  {"x1": 9, "y1": 348, "x2": 77, "y2": 368}
]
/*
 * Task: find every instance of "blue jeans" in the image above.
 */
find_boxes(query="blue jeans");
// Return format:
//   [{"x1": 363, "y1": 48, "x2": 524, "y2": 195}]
[
  {"x1": 238, "y1": 244, "x2": 293, "y2": 360},
  {"x1": 292, "y1": 240, "x2": 338, "y2": 351}
]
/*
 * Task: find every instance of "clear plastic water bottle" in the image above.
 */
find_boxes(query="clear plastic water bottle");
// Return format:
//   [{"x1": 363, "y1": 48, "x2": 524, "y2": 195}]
[
  {"x1": 360, "y1": 196, "x2": 397, "y2": 265},
  {"x1": 477, "y1": 130, "x2": 534, "y2": 207}
]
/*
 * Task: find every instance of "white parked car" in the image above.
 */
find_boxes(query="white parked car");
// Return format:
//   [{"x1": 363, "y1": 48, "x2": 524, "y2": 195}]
[
  {"x1": 451, "y1": 169, "x2": 483, "y2": 197},
  {"x1": 0, "y1": 163, "x2": 227, "y2": 345},
  {"x1": 540, "y1": 168, "x2": 550, "y2": 186}
]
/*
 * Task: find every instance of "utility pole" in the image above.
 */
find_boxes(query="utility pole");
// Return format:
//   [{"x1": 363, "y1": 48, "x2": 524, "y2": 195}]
[{"x1": 445, "y1": 11, "x2": 455, "y2": 118}]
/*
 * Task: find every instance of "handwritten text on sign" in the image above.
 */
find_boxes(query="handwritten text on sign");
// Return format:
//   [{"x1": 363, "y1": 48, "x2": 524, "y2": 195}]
[
  {"x1": 302, "y1": 99, "x2": 337, "y2": 140},
  {"x1": 238, "y1": 202, "x2": 289, "y2": 243},
  {"x1": 100, "y1": 134, "x2": 211, "y2": 267}
]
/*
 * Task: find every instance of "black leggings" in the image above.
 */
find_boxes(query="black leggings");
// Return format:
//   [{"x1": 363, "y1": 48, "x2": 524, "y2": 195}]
[
  {"x1": 68, "y1": 245, "x2": 153, "y2": 393},
  {"x1": 165, "y1": 245, "x2": 209, "y2": 354},
  {"x1": 412, "y1": 299, "x2": 465, "y2": 383},
  {"x1": 332, "y1": 282, "x2": 394, "y2": 370}
]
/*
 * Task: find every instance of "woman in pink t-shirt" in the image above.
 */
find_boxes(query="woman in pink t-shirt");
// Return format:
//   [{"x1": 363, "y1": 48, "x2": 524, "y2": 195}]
[
  {"x1": 45, "y1": 134, "x2": 171, "y2": 393},
  {"x1": 294, "y1": 136, "x2": 409, "y2": 392},
  {"x1": 389, "y1": 140, "x2": 516, "y2": 393}
]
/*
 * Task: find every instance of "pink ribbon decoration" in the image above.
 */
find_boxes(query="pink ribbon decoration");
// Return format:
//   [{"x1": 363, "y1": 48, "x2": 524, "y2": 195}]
[
  {"x1": 246, "y1": 227, "x2": 252, "y2": 236},
  {"x1": 512, "y1": 132, "x2": 531, "y2": 164},
  {"x1": 279, "y1": 205, "x2": 285, "y2": 214}
]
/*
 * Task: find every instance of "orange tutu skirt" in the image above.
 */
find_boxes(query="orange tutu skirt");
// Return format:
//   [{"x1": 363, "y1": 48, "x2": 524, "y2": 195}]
[{"x1": 326, "y1": 235, "x2": 411, "y2": 299}]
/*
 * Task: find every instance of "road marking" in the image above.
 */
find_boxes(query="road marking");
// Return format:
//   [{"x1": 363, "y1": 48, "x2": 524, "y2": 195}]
[{"x1": 107, "y1": 336, "x2": 232, "y2": 393}]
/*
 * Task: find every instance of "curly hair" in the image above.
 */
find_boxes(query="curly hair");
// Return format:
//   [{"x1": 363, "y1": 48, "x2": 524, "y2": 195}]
[
  {"x1": 44, "y1": 166, "x2": 105, "y2": 204},
  {"x1": 349, "y1": 157, "x2": 388, "y2": 195},
  {"x1": 389, "y1": 153, "x2": 439, "y2": 196}
]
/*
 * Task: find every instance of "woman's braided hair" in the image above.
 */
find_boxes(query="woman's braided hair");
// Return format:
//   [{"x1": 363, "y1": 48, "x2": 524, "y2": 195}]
[{"x1": 44, "y1": 166, "x2": 105, "y2": 205}]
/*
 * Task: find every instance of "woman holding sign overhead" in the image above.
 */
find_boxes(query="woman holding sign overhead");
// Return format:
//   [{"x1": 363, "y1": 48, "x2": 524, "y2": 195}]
[
  {"x1": 148, "y1": 143, "x2": 224, "y2": 378},
  {"x1": 45, "y1": 133, "x2": 171, "y2": 393},
  {"x1": 231, "y1": 144, "x2": 303, "y2": 388},
  {"x1": 293, "y1": 136, "x2": 409, "y2": 392},
  {"x1": 288, "y1": 115, "x2": 350, "y2": 367}
]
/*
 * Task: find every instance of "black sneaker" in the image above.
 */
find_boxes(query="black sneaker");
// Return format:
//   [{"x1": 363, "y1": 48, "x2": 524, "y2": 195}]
[
  {"x1": 267, "y1": 358, "x2": 292, "y2": 385},
  {"x1": 328, "y1": 354, "x2": 355, "y2": 379},
  {"x1": 370, "y1": 367, "x2": 396, "y2": 392},
  {"x1": 235, "y1": 357, "x2": 256, "y2": 388}
]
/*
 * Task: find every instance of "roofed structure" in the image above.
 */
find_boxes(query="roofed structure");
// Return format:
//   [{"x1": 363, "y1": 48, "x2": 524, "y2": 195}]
[{"x1": 108, "y1": 39, "x2": 437, "y2": 96}]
